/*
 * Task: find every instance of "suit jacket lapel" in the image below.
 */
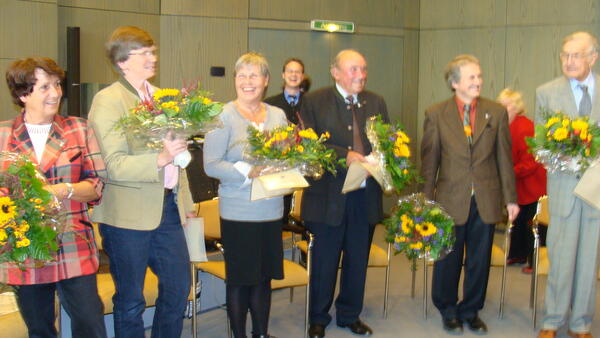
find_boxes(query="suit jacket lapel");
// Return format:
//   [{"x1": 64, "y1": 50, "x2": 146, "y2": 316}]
[
  {"x1": 591, "y1": 73, "x2": 600, "y2": 121},
  {"x1": 557, "y1": 77, "x2": 578, "y2": 117},
  {"x1": 473, "y1": 98, "x2": 490, "y2": 145},
  {"x1": 39, "y1": 115, "x2": 66, "y2": 173},
  {"x1": 8, "y1": 113, "x2": 36, "y2": 163},
  {"x1": 441, "y1": 99, "x2": 470, "y2": 148}
]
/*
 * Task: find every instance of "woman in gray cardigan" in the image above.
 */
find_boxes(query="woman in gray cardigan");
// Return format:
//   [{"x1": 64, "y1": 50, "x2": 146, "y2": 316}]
[{"x1": 204, "y1": 52, "x2": 288, "y2": 338}]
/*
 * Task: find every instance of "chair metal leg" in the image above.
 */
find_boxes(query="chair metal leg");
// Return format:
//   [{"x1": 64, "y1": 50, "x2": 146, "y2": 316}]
[
  {"x1": 383, "y1": 242, "x2": 391, "y2": 319},
  {"x1": 191, "y1": 263, "x2": 198, "y2": 338},
  {"x1": 532, "y1": 226, "x2": 541, "y2": 329},
  {"x1": 423, "y1": 256, "x2": 428, "y2": 319},
  {"x1": 305, "y1": 233, "x2": 314, "y2": 338},
  {"x1": 499, "y1": 222, "x2": 512, "y2": 319},
  {"x1": 411, "y1": 258, "x2": 416, "y2": 299}
]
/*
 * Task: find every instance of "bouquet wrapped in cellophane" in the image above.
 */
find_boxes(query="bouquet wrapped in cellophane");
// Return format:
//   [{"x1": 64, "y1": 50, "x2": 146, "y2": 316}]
[
  {"x1": 384, "y1": 193, "x2": 455, "y2": 264},
  {"x1": 527, "y1": 111, "x2": 600, "y2": 174},
  {"x1": 245, "y1": 124, "x2": 338, "y2": 200},
  {"x1": 0, "y1": 152, "x2": 63, "y2": 268},
  {"x1": 364, "y1": 115, "x2": 420, "y2": 194},
  {"x1": 115, "y1": 84, "x2": 224, "y2": 168}
]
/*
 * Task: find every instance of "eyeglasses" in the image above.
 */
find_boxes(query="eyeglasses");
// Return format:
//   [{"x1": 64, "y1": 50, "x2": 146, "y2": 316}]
[
  {"x1": 235, "y1": 74, "x2": 263, "y2": 80},
  {"x1": 559, "y1": 52, "x2": 591, "y2": 61},
  {"x1": 128, "y1": 49, "x2": 157, "y2": 57}
]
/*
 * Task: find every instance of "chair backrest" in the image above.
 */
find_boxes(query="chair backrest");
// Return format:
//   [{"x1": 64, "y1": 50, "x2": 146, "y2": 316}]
[
  {"x1": 535, "y1": 195, "x2": 549, "y2": 226},
  {"x1": 92, "y1": 222, "x2": 103, "y2": 250},
  {"x1": 197, "y1": 198, "x2": 221, "y2": 239},
  {"x1": 290, "y1": 189, "x2": 303, "y2": 220}
]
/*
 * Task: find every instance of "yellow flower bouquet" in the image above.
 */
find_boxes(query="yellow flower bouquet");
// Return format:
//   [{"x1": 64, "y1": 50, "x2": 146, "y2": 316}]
[
  {"x1": 527, "y1": 112, "x2": 600, "y2": 173},
  {"x1": 115, "y1": 84, "x2": 224, "y2": 168},
  {"x1": 246, "y1": 124, "x2": 338, "y2": 178},
  {"x1": 384, "y1": 193, "x2": 455, "y2": 262},
  {"x1": 365, "y1": 115, "x2": 420, "y2": 194},
  {"x1": 0, "y1": 152, "x2": 62, "y2": 267}
]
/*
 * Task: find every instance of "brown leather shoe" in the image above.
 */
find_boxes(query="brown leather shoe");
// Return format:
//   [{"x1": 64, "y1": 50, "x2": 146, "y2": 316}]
[
  {"x1": 538, "y1": 329, "x2": 556, "y2": 338},
  {"x1": 568, "y1": 330, "x2": 593, "y2": 338}
]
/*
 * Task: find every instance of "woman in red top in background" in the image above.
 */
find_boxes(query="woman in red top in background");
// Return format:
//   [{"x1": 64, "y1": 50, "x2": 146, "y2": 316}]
[{"x1": 498, "y1": 88, "x2": 547, "y2": 271}]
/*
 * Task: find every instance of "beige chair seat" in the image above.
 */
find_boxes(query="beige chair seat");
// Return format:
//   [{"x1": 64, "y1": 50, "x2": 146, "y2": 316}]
[
  {"x1": 272, "y1": 259, "x2": 309, "y2": 289},
  {"x1": 368, "y1": 244, "x2": 389, "y2": 267},
  {"x1": 194, "y1": 261, "x2": 226, "y2": 280},
  {"x1": 490, "y1": 244, "x2": 506, "y2": 267},
  {"x1": 97, "y1": 268, "x2": 159, "y2": 314},
  {"x1": 0, "y1": 310, "x2": 27, "y2": 338}
]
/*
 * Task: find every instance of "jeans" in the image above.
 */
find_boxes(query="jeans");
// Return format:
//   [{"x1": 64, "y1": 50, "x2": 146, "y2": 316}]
[
  {"x1": 99, "y1": 192, "x2": 191, "y2": 338},
  {"x1": 16, "y1": 274, "x2": 107, "y2": 338}
]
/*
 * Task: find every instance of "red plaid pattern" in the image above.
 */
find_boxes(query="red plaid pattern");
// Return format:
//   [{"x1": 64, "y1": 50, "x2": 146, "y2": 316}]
[{"x1": 0, "y1": 113, "x2": 106, "y2": 285}]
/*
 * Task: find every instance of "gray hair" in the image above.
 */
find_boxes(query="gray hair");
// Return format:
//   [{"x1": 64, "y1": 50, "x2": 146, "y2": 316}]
[
  {"x1": 444, "y1": 54, "x2": 480, "y2": 91},
  {"x1": 234, "y1": 52, "x2": 270, "y2": 78},
  {"x1": 106, "y1": 26, "x2": 155, "y2": 74},
  {"x1": 562, "y1": 31, "x2": 599, "y2": 54},
  {"x1": 330, "y1": 49, "x2": 364, "y2": 70}
]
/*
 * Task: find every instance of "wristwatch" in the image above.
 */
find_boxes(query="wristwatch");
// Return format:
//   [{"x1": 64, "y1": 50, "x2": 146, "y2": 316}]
[{"x1": 65, "y1": 183, "x2": 74, "y2": 199}]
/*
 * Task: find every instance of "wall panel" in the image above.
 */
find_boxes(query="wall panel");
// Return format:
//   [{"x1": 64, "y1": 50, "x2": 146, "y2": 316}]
[
  {"x1": 161, "y1": 0, "x2": 248, "y2": 18},
  {"x1": 506, "y1": 0, "x2": 598, "y2": 26},
  {"x1": 58, "y1": 0, "x2": 159, "y2": 14},
  {"x1": 58, "y1": 7, "x2": 160, "y2": 85},
  {"x1": 420, "y1": 0, "x2": 506, "y2": 29},
  {"x1": 0, "y1": 59, "x2": 21, "y2": 122},
  {"x1": 160, "y1": 16, "x2": 247, "y2": 102}
]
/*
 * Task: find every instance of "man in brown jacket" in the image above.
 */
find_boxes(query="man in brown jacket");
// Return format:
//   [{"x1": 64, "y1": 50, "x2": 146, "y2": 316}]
[{"x1": 420, "y1": 54, "x2": 519, "y2": 335}]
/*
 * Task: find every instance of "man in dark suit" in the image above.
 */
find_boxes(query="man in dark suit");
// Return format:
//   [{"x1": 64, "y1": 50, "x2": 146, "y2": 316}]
[
  {"x1": 420, "y1": 54, "x2": 519, "y2": 335},
  {"x1": 265, "y1": 58, "x2": 305, "y2": 125},
  {"x1": 300, "y1": 49, "x2": 388, "y2": 338}
]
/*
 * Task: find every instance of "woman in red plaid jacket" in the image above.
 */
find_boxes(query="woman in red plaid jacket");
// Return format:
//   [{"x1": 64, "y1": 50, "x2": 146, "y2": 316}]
[{"x1": 0, "y1": 57, "x2": 107, "y2": 338}]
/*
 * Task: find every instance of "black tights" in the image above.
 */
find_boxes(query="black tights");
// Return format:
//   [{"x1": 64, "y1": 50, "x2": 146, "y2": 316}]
[{"x1": 226, "y1": 280, "x2": 272, "y2": 338}]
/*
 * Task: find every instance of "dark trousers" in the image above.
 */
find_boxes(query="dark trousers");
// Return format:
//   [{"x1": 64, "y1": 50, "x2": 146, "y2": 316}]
[
  {"x1": 15, "y1": 274, "x2": 107, "y2": 338},
  {"x1": 306, "y1": 189, "x2": 373, "y2": 326},
  {"x1": 508, "y1": 202, "x2": 537, "y2": 260},
  {"x1": 432, "y1": 197, "x2": 495, "y2": 320},
  {"x1": 99, "y1": 192, "x2": 191, "y2": 338}
]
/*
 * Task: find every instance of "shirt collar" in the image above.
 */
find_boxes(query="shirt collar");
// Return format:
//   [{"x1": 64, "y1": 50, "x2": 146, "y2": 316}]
[
  {"x1": 336, "y1": 83, "x2": 358, "y2": 103},
  {"x1": 283, "y1": 90, "x2": 299, "y2": 104},
  {"x1": 569, "y1": 71, "x2": 595, "y2": 92}
]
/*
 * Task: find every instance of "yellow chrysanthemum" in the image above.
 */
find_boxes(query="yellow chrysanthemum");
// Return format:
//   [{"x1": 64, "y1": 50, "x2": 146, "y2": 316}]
[
  {"x1": 400, "y1": 214, "x2": 413, "y2": 234},
  {"x1": 296, "y1": 145, "x2": 304, "y2": 153},
  {"x1": 572, "y1": 119, "x2": 589, "y2": 131},
  {"x1": 16, "y1": 238, "x2": 30, "y2": 248},
  {"x1": 396, "y1": 131, "x2": 410, "y2": 143},
  {"x1": 298, "y1": 128, "x2": 318, "y2": 140},
  {"x1": 562, "y1": 119, "x2": 570, "y2": 127},
  {"x1": 286, "y1": 126, "x2": 295, "y2": 132},
  {"x1": 581, "y1": 129, "x2": 589, "y2": 141},
  {"x1": 264, "y1": 138, "x2": 274, "y2": 148},
  {"x1": 409, "y1": 242, "x2": 423, "y2": 250},
  {"x1": 393, "y1": 143, "x2": 411, "y2": 158},
  {"x1": 17, "y1": 221, "x2": 29, "y2": 233},
  {"x1": 202, "y1": 97, "x2": 213, "y2": 105},
  {"x1": 395, "y1": 235, "x2": 407, "y2": 243},
  {"x1": 160, "y1": 101, "x2": 180, "y2": 112},
  {"x1": 0, "y1": 229, "x2": 7, "y2": 242},
  {"x1": 153, "y1": 88, "x2": 180, "y2": 101},
  {"x1": 545, "y1": 117, "x2": 561, "y2": 129},
  {"x1": 13, "y1": 231, "x2": 23, "y2": 239},
  {"x1": 0, "y1": 196, "x2": 17, "y2": 224},
  {"x1": 553, "y1": 127, "x2": 569, "y2": 141},
  {"x1": 323, "y1": 131, "x2": 331, "y2": 139},
  {"x1": 417, "y1": 222, "x2": 437, "y2": 237},
  {"x1": 274, "y1": 131, "x2": 288, "y2": 141}
]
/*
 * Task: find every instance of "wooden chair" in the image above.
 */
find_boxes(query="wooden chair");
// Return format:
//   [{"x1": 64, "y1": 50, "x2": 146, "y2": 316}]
[
  {"x1": 0, "y1": 291, "x2": 27, "y2": 338},
  {"x1": 190, "y1": 198, "x2": 313, "y2": 338}
]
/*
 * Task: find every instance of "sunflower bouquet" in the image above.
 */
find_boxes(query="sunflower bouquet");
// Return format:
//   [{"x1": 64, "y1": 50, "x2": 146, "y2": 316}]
[
  {"x1": 115, "y1": 84, "x2": 224, "y2": 168},
  {"x1": 384, "y1": 193, "x2": 455, "y2": 263},
  {"x1": 527, "y1": 111, "x2": 600, "y2": 174},
  {"x1": 0, "y1": 152, "x2": 62, "y2": 267},
  {"x1": 365, "y1": 115, "x2": 419, "y2": 194},
  {"x1": 246, "y1": 124, "x2": 338, "y2": 178}
]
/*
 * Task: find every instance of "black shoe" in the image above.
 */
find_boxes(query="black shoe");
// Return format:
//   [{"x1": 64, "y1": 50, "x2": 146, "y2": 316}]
[
  {"x1": 308, "y1": 324, "x2": 325, "y2": 338},
  {"x1": 465, "y1": 316, "x2": 488, "y2": 334},
  {"x1": 337, "y1": 320, "x2": 373, "y2": 336},
  {"x1": 442, "y1": 317, "x2": 463, "y2": 335}
]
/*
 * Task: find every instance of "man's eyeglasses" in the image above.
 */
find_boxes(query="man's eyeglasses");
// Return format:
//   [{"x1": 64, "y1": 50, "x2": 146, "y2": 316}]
[
  {"x1": 559, "y1": 52, "x2": 592, "y2": 61},
  {"x1": 129, "y1": 49, "x2": 157, "y2": 57}
]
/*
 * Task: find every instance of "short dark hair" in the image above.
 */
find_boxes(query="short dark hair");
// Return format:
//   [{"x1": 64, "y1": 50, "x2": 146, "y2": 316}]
[
  {"x1": 282, "y1": 58, "x2": 304, "y2": 73},
  {"x1": 6, "y1": 57, "x2": 65, "y2": 107},
  {"x1": 106, "y1": 26, "x2": 155, "y2": 74}
]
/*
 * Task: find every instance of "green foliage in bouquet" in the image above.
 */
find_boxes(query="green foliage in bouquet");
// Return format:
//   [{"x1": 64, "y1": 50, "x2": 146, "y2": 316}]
[
  {"x1": 384, "y1": 193, "x2": 455, "y2": 262},
  {"x1": 247, "y1": 124, "x2": 338, "y2": 176},
  {"x1": 0, "y1": 154, "x2": 62, "y2": 266}
]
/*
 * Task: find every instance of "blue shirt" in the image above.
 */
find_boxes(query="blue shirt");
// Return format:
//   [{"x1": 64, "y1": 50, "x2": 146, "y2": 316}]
[{"x1": 569, "y1": 72, "x2": 595, "y2": 112}]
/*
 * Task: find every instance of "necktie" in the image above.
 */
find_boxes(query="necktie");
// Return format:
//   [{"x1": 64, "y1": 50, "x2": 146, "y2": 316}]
[
  {"x1": 288, "y1": 95, "x2": 297, "y2": 107},
  {"x1": 579, "y1": 84, "x2": 592, "y2": 117},
  {"x1": 347, "y1": 95, "x2": 365, "y2": 154},
  {"x1": 463, "y1": 104, "x2": 472, "y2": 145}
]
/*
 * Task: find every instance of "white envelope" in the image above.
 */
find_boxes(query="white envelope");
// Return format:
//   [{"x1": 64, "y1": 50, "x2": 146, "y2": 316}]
[
  {"x1": 574, "y1": 163, "x2": 600, "y2": 210},
  {"x1": 183, "y1": 217, "x2": 208, "y2": 262},
  {"x1": 342, "y1": 161, "x2": 386, "y2": 193},
  {"x1": 251, "y1": 168, "x2": 309, "y2": 201}
]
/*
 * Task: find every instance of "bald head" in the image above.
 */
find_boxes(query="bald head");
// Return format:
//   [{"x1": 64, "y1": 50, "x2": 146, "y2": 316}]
[
  {"x1": 561, "y1": 31, "x2": 599, "y2": 81},
  {"x1": 331, "y1": 49, "x2": 368, "y2": 95}
]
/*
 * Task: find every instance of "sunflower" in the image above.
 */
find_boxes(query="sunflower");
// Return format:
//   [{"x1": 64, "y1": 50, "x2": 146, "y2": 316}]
[
  {"x1": 417, "y1": 222, "x2": 437, "y2": 237},
  {"x1": 0, "y1": 196, "x2": 17, "y2": 225},
  {"x1": 553, "y1": 127, "x2": 569, "y2": 141},
  {"x1": 400, "y1": 214, "x2": 414, "y2": 234},
  {"x1": 16, "y1": 238, "x2": 30, "y2": 248}
]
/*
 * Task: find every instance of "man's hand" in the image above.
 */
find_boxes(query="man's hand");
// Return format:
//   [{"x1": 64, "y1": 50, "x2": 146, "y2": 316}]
[
  {"x1": 346, "y1": 151, "x2": 367, "y2": 165},
  {"x1": 506, "y1": 203, "x2": 520, "y2": 223}
]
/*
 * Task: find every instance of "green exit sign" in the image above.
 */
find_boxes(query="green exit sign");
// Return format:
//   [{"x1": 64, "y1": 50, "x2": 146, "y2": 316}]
[{"x1": 310, "y1": 20, "x2": 355, "y2": 34}]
